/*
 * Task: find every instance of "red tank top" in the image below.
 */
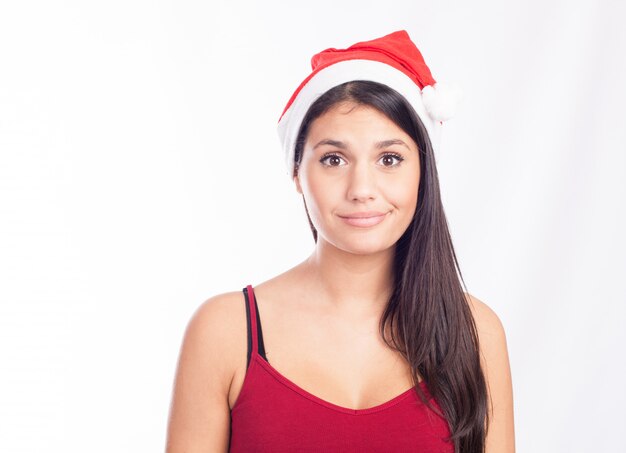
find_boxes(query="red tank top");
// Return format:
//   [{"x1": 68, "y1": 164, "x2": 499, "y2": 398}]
[{"x1": 229, "y1": 285, "x2": 454, "y2": 452}]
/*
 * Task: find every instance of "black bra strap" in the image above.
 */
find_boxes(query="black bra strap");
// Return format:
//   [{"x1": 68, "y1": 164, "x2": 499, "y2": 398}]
[{"x1": 243, "y1": 286, "x2": 268, "y2": 369}]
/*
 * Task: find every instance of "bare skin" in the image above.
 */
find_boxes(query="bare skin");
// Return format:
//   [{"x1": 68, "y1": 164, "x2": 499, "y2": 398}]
[{"x1": 166, "y1": 103, "x2": 515, "y2": 452}]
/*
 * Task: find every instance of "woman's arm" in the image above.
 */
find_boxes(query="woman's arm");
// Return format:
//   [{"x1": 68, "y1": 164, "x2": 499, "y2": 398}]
[
  {"x1": 466, "y1": 293, "x2": 516, "y2": 453},
  {"x1": 166, "y1": 294, "x2": 240, "y2": 453}
]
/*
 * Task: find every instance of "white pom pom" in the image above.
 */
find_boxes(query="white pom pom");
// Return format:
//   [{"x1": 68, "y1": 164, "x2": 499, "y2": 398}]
[{"x1": 421, "y1": 81, "x2": 463, "y2": 122}]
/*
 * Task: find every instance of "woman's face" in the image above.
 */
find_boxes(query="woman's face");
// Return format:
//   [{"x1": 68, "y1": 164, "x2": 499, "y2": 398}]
[{"x1": 294, "y1": 101, "x2": 421, "y2": 255}]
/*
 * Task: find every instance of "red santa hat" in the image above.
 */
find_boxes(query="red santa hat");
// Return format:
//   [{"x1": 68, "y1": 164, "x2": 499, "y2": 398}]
[{"x1": 277, "y1": 30, "x2": 462, "y2": 178}]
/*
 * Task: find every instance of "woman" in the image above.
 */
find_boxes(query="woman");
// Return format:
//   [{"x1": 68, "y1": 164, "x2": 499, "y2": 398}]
[{"x1": 166, "y1": 30, "x2": 515, "y2": 452}]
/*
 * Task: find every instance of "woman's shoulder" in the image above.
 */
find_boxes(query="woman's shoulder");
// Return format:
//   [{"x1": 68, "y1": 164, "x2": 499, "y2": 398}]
[
  {"x1": 178, "y1": 289, "x2": 249, "y2": 389},
  {"x1": 463, "y1": 293, "x2": 516, "y2": 449},
  {"x1": 464, "y1": 292, "x2": 507, "y2": 340},
  {"x1": 188, "y1": 289, "x2": 251, "y2": 353},
  {"x1": 167, "y1": 290, "x2": 249, "y2": 450},
  {"x1": 190, "y1": 290, "x2": 247, "y2": 333},
  {"x1": 191, "y1": 267, "x2": 300, "y2": 328},
  {"x1": 463, "y1": 292, "x2": 511, "y2": 381}
]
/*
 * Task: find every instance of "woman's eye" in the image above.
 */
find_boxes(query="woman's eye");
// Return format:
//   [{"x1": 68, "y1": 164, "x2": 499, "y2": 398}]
[
  {"x1": 379, "y1": 153, "x2": 404, "y2": 167},
  {"x1": 319, "y1": 153, "x2": 346, "y2": 167},
  {"x1": 319, "y1": 152, "x2": 405, "y2": 168}
]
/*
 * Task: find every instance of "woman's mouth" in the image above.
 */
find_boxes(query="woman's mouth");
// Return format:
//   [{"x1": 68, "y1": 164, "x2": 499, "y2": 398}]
[{"x1": 338, "y1": 211, "x2": 389, "y2": 228}]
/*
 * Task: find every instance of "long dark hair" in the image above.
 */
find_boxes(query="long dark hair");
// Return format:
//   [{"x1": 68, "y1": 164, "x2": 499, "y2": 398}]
[{"x1": 292, "y1": 81, "x2": 489, "y2": 452}]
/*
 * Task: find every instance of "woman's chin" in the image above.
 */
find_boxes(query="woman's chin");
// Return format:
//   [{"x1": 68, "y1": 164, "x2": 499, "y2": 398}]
[{"x1": 329, "y1": 236, "x2": 397, "y2": 256}]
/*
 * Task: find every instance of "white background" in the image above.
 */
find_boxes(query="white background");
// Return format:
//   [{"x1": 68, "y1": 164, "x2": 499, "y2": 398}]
[{"x1": 1, "y1": 1, "x2": 625, "y2": 452}]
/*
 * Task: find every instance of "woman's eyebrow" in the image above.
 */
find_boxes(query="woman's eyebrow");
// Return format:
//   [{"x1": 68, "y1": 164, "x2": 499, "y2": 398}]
[
  {"x1": 313, "y1": 139, "x2": 346, "y2": 150},
  {"x1": 312, "y1": 138, "x2": 410, "y2": 150},
  {"x1": 376, "y1": 139, "x2": 411, "y2": 150}
]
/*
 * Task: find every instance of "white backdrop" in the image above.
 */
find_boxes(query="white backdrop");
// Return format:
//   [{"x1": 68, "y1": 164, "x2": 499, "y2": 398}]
[{"x1": 1, "y1": 1, "x2": 624, "y2": 452}]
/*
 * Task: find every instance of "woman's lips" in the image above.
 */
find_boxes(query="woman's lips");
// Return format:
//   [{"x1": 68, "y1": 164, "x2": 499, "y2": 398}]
[{"x1": 338, "y1": 212, "x2": 389, "y2": 227}]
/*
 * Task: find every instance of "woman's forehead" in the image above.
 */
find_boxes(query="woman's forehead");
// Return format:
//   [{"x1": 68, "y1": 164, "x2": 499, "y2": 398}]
[{"x1": 308, "y1": 103, "x2": 407, "y2": 137}]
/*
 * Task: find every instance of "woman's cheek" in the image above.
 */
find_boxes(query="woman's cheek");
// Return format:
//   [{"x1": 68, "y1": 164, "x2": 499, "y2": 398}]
[
  {"x1": 306, "y1": 178, "x2": 332, "y2": 226},
  {"x1": 391, "y1": 178, "x2": 419, "y2": 217}
]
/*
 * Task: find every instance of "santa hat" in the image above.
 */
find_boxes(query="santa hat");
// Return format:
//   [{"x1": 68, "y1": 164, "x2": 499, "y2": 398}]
[{"x1": 277, "y1": 30, "x2": 462, "y2": 178}]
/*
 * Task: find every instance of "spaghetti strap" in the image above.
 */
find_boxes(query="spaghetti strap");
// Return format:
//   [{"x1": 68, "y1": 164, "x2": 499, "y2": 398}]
[{"x1": 243, "y1": 285, "x2": 267, "y2": 369}]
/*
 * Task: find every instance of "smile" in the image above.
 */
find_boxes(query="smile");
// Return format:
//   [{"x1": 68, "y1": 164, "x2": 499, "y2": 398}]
[{"x1": 338, "y1": 212, "x2": 389, "y2": 228}]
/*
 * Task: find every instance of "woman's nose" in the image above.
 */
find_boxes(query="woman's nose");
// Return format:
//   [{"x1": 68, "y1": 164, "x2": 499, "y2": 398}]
[{"x1": 346, "y1": 161, "x2": 377, "y2": 201}]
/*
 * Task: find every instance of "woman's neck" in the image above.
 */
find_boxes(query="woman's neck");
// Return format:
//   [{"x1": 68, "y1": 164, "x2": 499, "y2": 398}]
[{"x1": 299, "y1": 239, "x2": 395, "y2": 320}]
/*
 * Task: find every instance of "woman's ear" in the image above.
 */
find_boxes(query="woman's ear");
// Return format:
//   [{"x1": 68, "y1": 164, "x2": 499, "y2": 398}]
[{"x1": 294, "y1": 173, "x2": 303, "y2": 194}]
